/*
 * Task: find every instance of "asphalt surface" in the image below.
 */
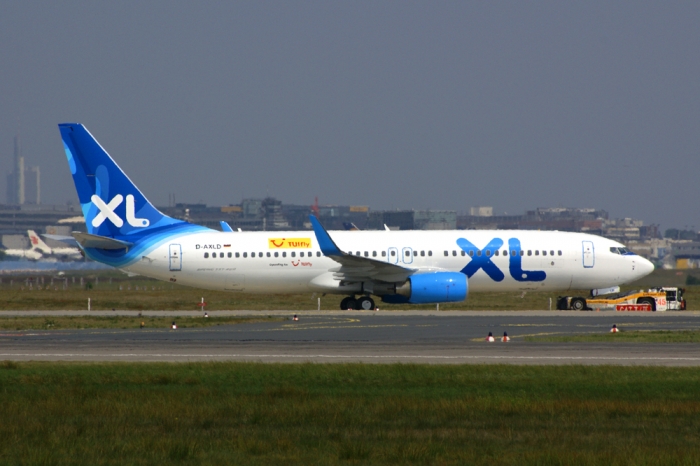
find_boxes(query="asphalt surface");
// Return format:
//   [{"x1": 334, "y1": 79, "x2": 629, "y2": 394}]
[{"x1": 1, "y1": 311, "x2": 700, "y2": 365}]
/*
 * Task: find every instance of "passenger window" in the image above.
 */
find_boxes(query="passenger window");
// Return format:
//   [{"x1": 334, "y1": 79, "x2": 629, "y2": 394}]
[
  {"x1": 542, "y1": 251, "x2": 547, "y2": 256},
  {"x1": 204, "y1": 252, "x2": 209, "y2": 258},
  {"x1": 317, "y1": 252, "x2": 321, "y2": 257},
  {"x1": 291, "y1": 252, "x2": 296, "y2": 258},
  {"x1": 527, "y1": 250, "x2": 532, "y2": 256},
  {"x1": 282, "y1": 252, "x2": 286, "y2": 258},
  {"x1": 558, "y1": 251, "x2": 562, "y2": 256},
  {"x1": 413, "y1": 250, "x2": 418, "y2": 256},
  {"x1": 477, "y1": 250, "x2": 482, "y2": 257},
  {"x1": 274, "y1": 252, "x2": 279, "y2": 258},
  {"x1": 405, "y1": 250, "x2": 411, "y2": 257},
  {"x1": 503, "y1": 250, "x2": 508, "y2": 256},
  {"x1": 461, "y1": 250, "x2": 465, "y2": 256},
  {"x1": 372, "y1": 251, "x2": 377, "y2": 257},
  {"x1": 365, "y1": 251, "x2": 369, "y2": 257},
  {"x1": 428, "y1": 251, "x2": 432, "y2": 256},
  {"x1": 486, "y1": 250, "x2": 491, "y2": 257},
  {"x1": 520, "y1": 251, "x2": 525, "y2": 256},
  {"x1": 391, "y1": 250, "x2": 396, "y2": 256},
  {"x1": 220, "y1": 252, "x2": 224, "y2": 258},
  {"x1": 243, "y1": 252, "x2": 248, "y2": 258},
  {"x1": 535, "y1": 250, "x2": 539, "y2": 256},
  {"x1": 469, "y1": 250, "x2": 474, "y2": 257},
  {"x1": 444, "y1": 251, "x2": 448, "y2": 256},
  {"x1": 267, "y1": 252, "x2": 271, "y2": 257},
  {"x1": 227, "y1": 252, "x2": 232, "y2": 258},
  {"x1": 211, "y1": 253, "x2": 216, "y2": 259},
  {"x1": 550, "y1": 250, "x2": 554, "y2": 256},
  {"x1": 420, "y1": 251, "x2": 425, "y2": 257},
  {"x1": 382, "y1": 251, "x2": 386, "y2": 257},
  {"x1": 495, "y1": 250, "x2": 499, "y2": 256},
  {"x1": 235, "y1": 252, "x2": 240, "y2": 258},
  {"x1": 452, "y1": 250, "x2": 457, "y2": 256}
]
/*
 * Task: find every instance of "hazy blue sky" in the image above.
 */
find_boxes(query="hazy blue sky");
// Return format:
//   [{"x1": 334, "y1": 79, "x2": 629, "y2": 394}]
[{"x1": 1, "y1": 1, "x2": 698, "y2": 230}]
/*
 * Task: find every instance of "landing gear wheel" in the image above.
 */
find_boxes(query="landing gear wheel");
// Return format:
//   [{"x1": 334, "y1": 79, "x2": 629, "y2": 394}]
[
  {"x1": 357, "y1": 296, "x2": 375, "y2": 311},
  {"x1": 570, "y1": 298, "x2": 587, "y2": 311},
  {"x1": 340, "y1": 297, "x2": 357, "y2": 311}
]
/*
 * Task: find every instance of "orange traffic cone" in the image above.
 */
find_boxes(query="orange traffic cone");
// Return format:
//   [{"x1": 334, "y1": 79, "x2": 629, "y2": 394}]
[
  {"x1": 502, "y1": 332, "x2": 510, "y2": 342},
  {"x1": 486, "y1": 331, "x2": 495, "y2": 342},
  {"x1": 293, "y1": 314, "x2": 299, "y2": 321},
  {"x1": 610, "y1": 324, "x2": 618, "y2": 333}
]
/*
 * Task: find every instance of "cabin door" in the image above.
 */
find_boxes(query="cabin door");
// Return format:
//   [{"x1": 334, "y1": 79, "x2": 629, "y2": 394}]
[
  {"x1": 582, "y1": 241, "x2": 595, "y2": 268},
  {"x1": 169, "y1": 244, "x2": 182, "y2": 271}
]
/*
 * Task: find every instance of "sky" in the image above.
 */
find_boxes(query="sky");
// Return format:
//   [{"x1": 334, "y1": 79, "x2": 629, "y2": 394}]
[{"x1": 1, "y1": 1, "x2": 698, "y2": 231}]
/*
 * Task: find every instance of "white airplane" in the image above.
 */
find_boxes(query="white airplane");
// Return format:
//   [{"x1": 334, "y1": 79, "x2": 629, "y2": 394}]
[
  {"x1": 58, "y1": 123, "x2": 654, "y2": 310},
  {"x1": 27, "y1": 230, "x2": 83, "y2": 261},
  {"x1": 1, "y1": 243, "x2": 42, "y2": 261}
]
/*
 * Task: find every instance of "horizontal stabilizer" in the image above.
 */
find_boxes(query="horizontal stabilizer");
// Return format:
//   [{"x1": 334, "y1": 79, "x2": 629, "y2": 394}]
[
  {"x1": 43, "y1": 234, "x2": 80, "y2": 248},
  {"x1": 72, "y1": 232, "x2": 133, "y2": 250}
]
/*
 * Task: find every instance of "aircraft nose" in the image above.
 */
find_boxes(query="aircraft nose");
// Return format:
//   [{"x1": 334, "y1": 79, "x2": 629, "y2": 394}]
[{"x1": 637, "y1": 256, "x2": 655, "y2": 277}]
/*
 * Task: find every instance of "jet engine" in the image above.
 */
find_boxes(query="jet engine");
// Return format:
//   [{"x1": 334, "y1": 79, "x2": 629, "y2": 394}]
[{"x1": 381, "y1": 272, "x2": 468, "y2": 304}]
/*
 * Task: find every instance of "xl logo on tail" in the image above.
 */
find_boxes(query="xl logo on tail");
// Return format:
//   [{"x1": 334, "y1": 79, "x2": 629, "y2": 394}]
[{"x1": 91, "y1": 194, "x2": 150, "y2": 228}]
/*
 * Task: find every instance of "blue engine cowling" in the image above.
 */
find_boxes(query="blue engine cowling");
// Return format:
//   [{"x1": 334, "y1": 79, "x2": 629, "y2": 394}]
[{"x1": 381, "y1": 272, "x2": 468, "y2": 304}]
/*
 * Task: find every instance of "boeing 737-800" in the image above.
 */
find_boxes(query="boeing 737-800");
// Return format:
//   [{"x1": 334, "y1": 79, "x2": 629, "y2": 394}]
[{"x1": 58, "y1": 123, "x2": 654, "y2": 310}]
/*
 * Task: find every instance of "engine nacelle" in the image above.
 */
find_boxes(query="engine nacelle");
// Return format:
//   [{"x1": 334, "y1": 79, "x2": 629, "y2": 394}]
[{"x1": 381, "y1": 272, "x2": 468, "y2": 304}]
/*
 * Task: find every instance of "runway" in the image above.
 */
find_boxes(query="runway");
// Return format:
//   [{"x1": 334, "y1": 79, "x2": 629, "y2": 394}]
[{"x1": 1, "y1": 311, "x2": 700, "y2": 365}]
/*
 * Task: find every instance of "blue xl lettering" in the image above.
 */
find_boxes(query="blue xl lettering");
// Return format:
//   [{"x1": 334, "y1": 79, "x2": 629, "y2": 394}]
[
  {"x1": 457, "y1": 238, "x2": 505, "y2": 282},
  {"x1": 456, "y1": 237, "x2": 546, "y2": 282}
]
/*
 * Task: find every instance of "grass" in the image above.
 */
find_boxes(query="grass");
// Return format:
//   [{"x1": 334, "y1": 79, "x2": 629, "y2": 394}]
[
  {"x1": 0, "y1": 269, "x2": 697, "y2": 311},
  {"x1": 0, "y1": 315, "x2": 283, "y2": 331},
  {"x1": 0, "y1": 363, "x2": 699, "y2": 464},
  {"x1": 525, "y1": 330, "x2": 700, "y2": 343}
]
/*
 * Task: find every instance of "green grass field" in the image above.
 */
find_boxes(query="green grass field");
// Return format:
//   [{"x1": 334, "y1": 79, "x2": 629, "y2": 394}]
[
  {"x1": 0, "y1": 315, "x2": 283, "y2": 331},
  {"x1": 0, "y1": 268, "x2": 698, "y2": 311},
  {"x1": 525, "y1": 330, "x2": 700, "y2": 343},
  {"x1": 0, "y1": 363, "x2": 699, "y2": 465}
]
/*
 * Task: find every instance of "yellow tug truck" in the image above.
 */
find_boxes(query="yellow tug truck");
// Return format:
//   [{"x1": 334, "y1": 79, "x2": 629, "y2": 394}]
[{"x1": 557, "y1": 287, "x2": 686, "y2": 311}]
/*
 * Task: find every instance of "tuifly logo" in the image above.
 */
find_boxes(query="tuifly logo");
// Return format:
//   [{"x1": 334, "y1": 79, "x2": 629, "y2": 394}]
[
  {"x1": 268, "y1": 238, "x2": 312, "y2": 249},
  {"x1": 91, "y1": 194, "x2": 150, "y2": 228}
]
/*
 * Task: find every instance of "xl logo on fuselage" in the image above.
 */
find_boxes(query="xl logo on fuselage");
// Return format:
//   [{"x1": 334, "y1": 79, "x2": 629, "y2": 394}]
[
  {"x1": 91, "y1": 194, "x2": 150, "y2": 228},
  {"x1": 457, "y1": 238, "x2": 546, "y2": 282}
]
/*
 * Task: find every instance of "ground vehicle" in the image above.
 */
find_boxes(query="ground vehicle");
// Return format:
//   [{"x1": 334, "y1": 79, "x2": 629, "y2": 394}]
[{"x1": 557, "y1": 287, "x2": 686, "y2": 311}]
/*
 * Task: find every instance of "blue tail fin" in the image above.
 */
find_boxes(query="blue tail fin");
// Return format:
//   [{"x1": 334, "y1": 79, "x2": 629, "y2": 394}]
[{"x1": 59, "y1": 123, "x2": 184, "y2": 238}]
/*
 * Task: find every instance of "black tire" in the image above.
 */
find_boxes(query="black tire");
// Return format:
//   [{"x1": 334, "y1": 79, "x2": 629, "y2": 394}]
[
  {"x1": 357, "y1": 296, "x2": 375, "y2": 311},
  {"x1": 637, "y1": 297, "x2": 656, "y2": 311},
  {"x1": 340, "y1": 297, "x2": 357, "y2": 311},
  {"x1": 570, "y1": 297, "x2": 587, "y2": 311}
]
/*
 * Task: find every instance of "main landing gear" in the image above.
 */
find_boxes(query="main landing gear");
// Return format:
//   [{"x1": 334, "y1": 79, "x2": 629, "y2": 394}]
[{"x1": 340, "y1": 296, "x2": 375, "y2": 311}]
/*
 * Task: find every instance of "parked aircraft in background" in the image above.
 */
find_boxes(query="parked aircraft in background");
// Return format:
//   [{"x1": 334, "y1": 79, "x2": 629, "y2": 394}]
[
  {"x1": 28, "y1": 231, "x2": 83, "y2": 261},
  {"x1": 58, "y1": 123, "x2": 655, "y2": 310},
  {"x1": 1, "y1": 244, "x2": 42, "y2": 261}
]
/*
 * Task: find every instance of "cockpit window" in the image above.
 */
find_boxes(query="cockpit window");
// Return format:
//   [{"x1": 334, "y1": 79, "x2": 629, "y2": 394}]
[{"x1": 610, "y1": 246, "x2": 634, "y2": 255}]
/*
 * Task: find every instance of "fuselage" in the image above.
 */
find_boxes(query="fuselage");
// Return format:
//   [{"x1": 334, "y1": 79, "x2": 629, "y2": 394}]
[{"x1": 116, "y1": 228, "x2": 653, "y2": 295}]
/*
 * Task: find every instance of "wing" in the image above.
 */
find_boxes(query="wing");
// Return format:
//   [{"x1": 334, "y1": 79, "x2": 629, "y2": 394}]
[{"x1": 309, "y1": 215, "x2": 413, "y2": 283}]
